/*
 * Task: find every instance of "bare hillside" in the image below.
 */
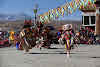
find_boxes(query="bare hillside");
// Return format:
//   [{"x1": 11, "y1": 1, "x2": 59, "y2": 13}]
[{"x1": 0, "y1": 20, "x2": 82, "y2": 31}]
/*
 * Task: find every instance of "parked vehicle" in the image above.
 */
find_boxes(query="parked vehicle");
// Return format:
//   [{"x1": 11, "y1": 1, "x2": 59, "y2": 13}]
[
  {"x1": 0, "y1": 38, "x2": 10, "y2": 48},
  {"x1": 0, "y1": 31, "x2": 10, "y2": 48}
]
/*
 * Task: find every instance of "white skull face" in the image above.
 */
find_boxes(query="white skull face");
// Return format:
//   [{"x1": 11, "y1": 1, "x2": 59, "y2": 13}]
[
  {"x1": 62, "y1": 24, "x2": 72, "y2": 30},
  {"x1": 62, "y1": 25, "x2": 66, "y2": 31}
]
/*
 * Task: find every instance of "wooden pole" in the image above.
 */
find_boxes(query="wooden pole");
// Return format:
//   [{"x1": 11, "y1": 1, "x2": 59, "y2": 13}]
[
  {"x1": 96, "y1": 11, "x2": 100, "y2": 35},
  {"x1": 95, "y1": 0, "x2": 100, "y2": 40}
]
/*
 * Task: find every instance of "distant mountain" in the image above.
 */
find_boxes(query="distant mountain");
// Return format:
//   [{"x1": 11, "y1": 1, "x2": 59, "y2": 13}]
[
  {"x1": 0, "y1": 13, "x2": 81, "y2": 23},
  {"x1": 0, "y1": 13, "x2": 31, "y2": 21}
]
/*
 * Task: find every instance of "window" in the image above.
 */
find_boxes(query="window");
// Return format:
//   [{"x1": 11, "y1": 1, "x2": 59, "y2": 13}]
[
  {"x1": 84, "y1": 16, "x2": 89, "y2": 25},
  {"x1": 91, "y1": 16, "x2": 95, "y2": 24}
]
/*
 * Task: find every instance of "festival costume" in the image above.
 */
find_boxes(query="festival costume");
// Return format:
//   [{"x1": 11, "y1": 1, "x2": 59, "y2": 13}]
[
  {"x1": 64, "y1": 31, "x2": 72, "y2": 50},
  {"x1": 20, "y1": 29, "x2": 29, "y2": 52},
  {"x1": 9, "y1": 31, "x2": 15, "y2": 45}
]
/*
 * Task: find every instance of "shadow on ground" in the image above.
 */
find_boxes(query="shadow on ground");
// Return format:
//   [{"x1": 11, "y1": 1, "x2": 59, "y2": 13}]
[
  {"x1": 47, "y1": 48, "x2": 64, "y2": 49},
  {"x1": 29, "y1": 52, "x2": 75, "y2": 54},
  {"x1": 90, "y1": 57, "x2": 100, "y2": 58}
]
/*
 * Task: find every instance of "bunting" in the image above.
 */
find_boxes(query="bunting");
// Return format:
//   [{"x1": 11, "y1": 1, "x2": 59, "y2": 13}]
[{"x1": 39, "y1": 0, "x2": 96, "y2": 23}]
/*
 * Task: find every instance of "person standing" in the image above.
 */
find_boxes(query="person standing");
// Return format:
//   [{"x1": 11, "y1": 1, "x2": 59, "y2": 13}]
[
  {"x1": 62, "y1": 24, "x2": 72, "y2": 58},
  {"x1": 9, "y1": 29, "x2": 15, "y2": 47}
]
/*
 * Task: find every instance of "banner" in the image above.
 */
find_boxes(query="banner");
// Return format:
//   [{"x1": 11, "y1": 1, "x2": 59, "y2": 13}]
[{"x1": 39, "y1": 0, "x2": 96, "y2": 23}]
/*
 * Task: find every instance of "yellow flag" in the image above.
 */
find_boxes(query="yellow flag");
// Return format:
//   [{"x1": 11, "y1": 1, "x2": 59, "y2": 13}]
[
  {"x1": 57, "y1": 7, "x2": 62, "y2": 15},
  {"x1": 61, "y1": 8, "x2": 65, "y2": 16},
  {"x1": 70, "y1": 1, "x2": 74, "y2": 8}
]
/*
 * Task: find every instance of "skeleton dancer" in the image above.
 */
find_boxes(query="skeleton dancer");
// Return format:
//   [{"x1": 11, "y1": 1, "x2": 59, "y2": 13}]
[{"x1": 62, "y1": 24, "x2": 73, "y2": 57}]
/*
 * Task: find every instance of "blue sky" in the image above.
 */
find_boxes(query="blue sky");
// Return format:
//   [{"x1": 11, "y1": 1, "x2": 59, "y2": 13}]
[{"x1": 0, "y1": 0, "x2": 82, "y2": 20}]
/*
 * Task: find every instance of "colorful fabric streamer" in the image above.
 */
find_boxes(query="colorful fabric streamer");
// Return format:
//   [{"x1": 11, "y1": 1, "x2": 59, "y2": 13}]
[{"x1": 39, "y1": 0, "x2": 96, "y2": 23}]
